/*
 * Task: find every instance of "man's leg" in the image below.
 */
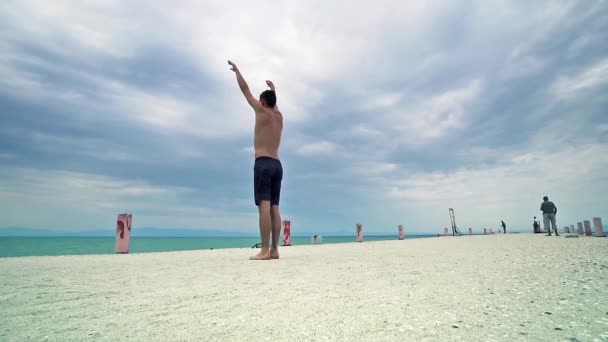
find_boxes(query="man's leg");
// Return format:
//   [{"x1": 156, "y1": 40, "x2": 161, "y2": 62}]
[
  {"x1": 270, "y1": 205, "x2": 281, "y2": 259},
  {"x1": 550, "y1": 214, "x2": 559, "y2": 236},
  {"x1": 269, "y1": 159, "x2": 283, "y2": 259},
  {"x1": 543, "y1": 214, "x2": 551, "y2": 235},
  {"x1": 250, "y1": 201, "x2": 272, "y2": 260}
]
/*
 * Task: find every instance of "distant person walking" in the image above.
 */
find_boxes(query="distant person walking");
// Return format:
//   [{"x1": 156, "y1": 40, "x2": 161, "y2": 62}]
[
  {"x1": 540, "y1": 196, "x2": 559, "y2": 236},
  {"x1": 501, "y1": 220, "x2": 506, "y2": 234}
]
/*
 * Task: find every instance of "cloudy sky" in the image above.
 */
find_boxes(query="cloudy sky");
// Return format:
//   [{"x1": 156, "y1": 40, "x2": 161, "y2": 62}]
[{"x1": 1, "y1": 0, "x2": 607, "y2": 234}]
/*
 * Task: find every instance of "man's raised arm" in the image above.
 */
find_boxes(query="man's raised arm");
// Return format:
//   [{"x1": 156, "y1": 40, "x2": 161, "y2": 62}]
[
  {"x1": 228, "y1": 60, "x2": 260, "y2": 109},
  {"x1": 266, "y1": 80, "x2": 275, "y2": 92},
  {"x1": 265, "y1": 80, "x2": 279, "y2": 110}
]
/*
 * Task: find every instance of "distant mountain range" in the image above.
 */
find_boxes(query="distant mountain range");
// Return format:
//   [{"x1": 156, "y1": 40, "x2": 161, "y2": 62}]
[{"x1": 0, "y1": 227, "x2": 426, "y2": 237}]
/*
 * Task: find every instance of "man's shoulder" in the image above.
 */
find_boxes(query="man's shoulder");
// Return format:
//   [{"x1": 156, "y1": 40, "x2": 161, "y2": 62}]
[
  {"x1": 272, "y1": 107, "x2": 283, "y2": 119},
  {"x1": 254, "y1": 107, "x2": 282, "y2": 117}
]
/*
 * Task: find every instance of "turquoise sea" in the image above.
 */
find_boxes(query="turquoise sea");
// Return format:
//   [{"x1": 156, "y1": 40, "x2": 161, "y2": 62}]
[{"x1": 0, "y1": 235, "x2": 435, "y2": 258}]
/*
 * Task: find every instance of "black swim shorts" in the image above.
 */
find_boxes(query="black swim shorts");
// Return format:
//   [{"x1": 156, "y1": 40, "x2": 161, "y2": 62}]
[{"x1": 253, "y1": 157, "x2": 283, "y2": 206}]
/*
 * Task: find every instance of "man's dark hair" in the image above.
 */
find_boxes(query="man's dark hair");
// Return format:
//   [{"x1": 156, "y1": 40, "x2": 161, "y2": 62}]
[
  {"x1": 543, "y1": 196, "x2": 548, "y2": 201},
  {"x1": 260, "y1": 90, "x2": 276, "y2": 108}
]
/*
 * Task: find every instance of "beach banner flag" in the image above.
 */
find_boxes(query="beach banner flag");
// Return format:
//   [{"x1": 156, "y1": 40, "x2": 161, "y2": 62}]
[
  {"x1": 115, "y1": 213, "x2": 132, "y2": 254},
  {"x1": 356, "y1": 224, "x2": 363, "y2": 242},
  {"x1": 398, "y1": 225, "x2": 405, "y2": 240},
  {"x1": 577, "y1": 222, "x2": 584, "y2": 235},
  {"x1": 443, "y1": 227, "x2": 448, "y2": 236},
  {"x1": 584, "y1": 220, "x2": 592, "y2": 236},
  {"x1": 468, "y1": 228, "x2": 472, "y2": 235},
  {"x1": 282, "y1": 220, "x2": 291, "y2": 246},
  {"x1": 593, "y1": 217, "x2": 605, "y2": 237}
]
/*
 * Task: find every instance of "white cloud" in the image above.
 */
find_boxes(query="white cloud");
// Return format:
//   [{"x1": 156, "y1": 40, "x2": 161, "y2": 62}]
[
  {"x1": 389, "y1": 79, "x2": 483, "y2": 142},
  {"x1": 0, "y1": 167, "x2": 259, "y2": 230},
  {"x1": 0, "y1": 1, "x2": 144, "y2": 58},
  {"x1": 362, "y1": 92, "x2": 403, "y2": 111},
  {"x1": 349, "y1": 125, "x2": 385, "y2": 139},
  {"x1": 295, "y1": 141, "x2": 338, "y2": 157},
  {"x1": 385, "y1": 143, "x2": 608, "y2": 229},
  {"x1": 240, "y1": 146, "x2": 255, "y2": 155},
  {"x1": 27, "y1": 131, "x2": 138, "y2": 162},
  {"x1": 550, "y1": 58, "x2": 608, "y2": 98},
  {"x1": 500, "y1": 55, "x2": 546, "y2": 81},
  {"x1": 352, "y1": 162, "x2": 398, "y2": 177},
  {"x1": 567, "y1": 32, "x2": 605, "y2": 59}
]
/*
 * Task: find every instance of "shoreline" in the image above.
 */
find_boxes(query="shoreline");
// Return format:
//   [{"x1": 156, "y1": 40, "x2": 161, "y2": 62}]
[{"x1": 0, "y1": 234, "x2": 439, "y2": 259}]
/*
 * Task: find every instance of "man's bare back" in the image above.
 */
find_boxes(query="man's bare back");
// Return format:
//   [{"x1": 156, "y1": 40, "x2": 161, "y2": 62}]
[{"x1": 254, "y1": 106, "x2": 283, "y2": 159}]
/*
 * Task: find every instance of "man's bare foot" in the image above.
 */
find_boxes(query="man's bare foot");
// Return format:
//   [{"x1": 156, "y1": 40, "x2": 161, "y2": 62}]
[
  {"x1": 249, "y1": 250, "x2": 271, "y2": 260},
  {"x1": 270, "y1": 248, "x2": 279, "y2": 259}
]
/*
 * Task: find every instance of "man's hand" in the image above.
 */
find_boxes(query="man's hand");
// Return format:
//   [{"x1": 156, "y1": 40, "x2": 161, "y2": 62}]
[
  {"x1": 228, "y1": 60, "x2": 238, "y2": 72},
  {"x1": 266, "y1": 80, "x2": 275, "y2": 91},
  {"x1": 228, "y1": 59, "x2": 261, "y2": 109}
]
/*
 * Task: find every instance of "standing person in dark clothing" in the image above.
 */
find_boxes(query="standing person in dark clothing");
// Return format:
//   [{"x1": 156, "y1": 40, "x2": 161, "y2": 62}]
[
  {"x1": 533, "y1": 217, "x2": 540, "y2": 233},
  {"x1": 501, "y1": 220, "x2": 506, "y2": 234},
  {"x1": 540, "y1": 196, "x2": 559, "y2": 236}
]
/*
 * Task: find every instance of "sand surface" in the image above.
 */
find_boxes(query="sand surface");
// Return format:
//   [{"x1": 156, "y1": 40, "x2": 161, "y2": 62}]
[{"x1": 1, "y1": 234, "x2": 607, "y2": 341}]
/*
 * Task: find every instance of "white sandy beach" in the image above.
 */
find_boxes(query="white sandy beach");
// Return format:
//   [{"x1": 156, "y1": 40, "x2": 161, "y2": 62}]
[{"x1": 1, "y1": 234, "x2": 607, "y2": 341}]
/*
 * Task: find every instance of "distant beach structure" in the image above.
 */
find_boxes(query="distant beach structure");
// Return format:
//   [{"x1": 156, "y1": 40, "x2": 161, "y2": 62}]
[
  {"x1": 593, "y1": 217, "x2": 605, "y2": 237},
  {"x1": 282, "y1": 220, "x2": 291, "y2": 246},
  {"x1": 583, "y1": 220, "x2": 592, "y2": 236},
  {"x1": 115, "y1": 213, "x2": 132, "y2": 254},
  {"x1": 565, "y1": 217, "x2": 605, "y2": 237},
  {"x1": 356, "y1": 224, "x2": 363, "y2": 242}
]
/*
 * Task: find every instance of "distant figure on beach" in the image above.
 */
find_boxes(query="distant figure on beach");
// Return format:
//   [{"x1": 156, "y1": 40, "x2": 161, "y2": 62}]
[
  {"x1": 540, "y1": 196, "x2": 559, "y2": 236},
  {"x1": 533, "y1": 217, "x2": 540, "y2": 233},
  {"x1": 501, "y1": 220, "x2": 506, "y2": 234},
  {"x1": 229, "y1": 60, "x2": 284, "y2": 260}
]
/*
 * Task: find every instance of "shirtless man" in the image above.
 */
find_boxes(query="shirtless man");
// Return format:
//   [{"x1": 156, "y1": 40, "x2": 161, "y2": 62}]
[{"x1": 228, "y1": 60, "x2": 284, "y2": 260}]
